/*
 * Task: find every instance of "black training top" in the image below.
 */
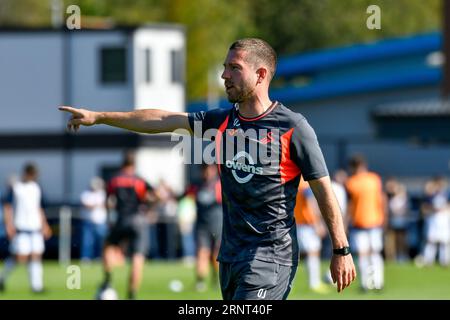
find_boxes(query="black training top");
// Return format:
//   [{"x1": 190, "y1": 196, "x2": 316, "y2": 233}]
[
  {"x1": 188, "y1": 102, "x2": 329, "y2": 265},
  {"x1": 107, "y1": 171, "x2": 151, "y2": 222},
  {"x1": 191, "y1": 178, "x2": 222, "y2": 228}
]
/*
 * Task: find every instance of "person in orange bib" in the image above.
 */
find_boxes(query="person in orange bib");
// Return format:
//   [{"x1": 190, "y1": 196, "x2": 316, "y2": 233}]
[{"x1": 346, "y1": 155, "x2": 386, "y2": 292}]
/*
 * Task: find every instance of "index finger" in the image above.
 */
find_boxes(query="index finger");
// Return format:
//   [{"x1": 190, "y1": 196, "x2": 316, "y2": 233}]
[
  {"x1": 59, "y1": 106, "x2": 78, "y2": 114},
  {"x1": 337, "y1": 273, "x2": 343, "y2": 293}
]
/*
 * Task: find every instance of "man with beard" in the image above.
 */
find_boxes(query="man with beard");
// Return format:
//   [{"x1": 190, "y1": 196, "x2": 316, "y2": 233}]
[{"x1": 59, "y1": 38, "x2": 355, "y2": 300}]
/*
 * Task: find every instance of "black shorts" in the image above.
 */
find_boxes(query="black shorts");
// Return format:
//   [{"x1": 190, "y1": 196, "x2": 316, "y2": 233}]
[
  {"x1": 195, "y1": 223, "x2": 221, "y2": 251},
  {"x1": 219, "y1": 259, "x2": 297, "y2": 300},
  {"x1": 106, "y1": 215, "x2": 148, "y2": 256}
]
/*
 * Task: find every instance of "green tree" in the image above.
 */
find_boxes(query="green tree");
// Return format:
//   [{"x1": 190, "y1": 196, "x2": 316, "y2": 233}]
[
  {"x1": 0, "y1": 0, "x2": 51, "y2": 26},
  {"x1": 249, "y1": 0, "x2": 441, "y2": 55},
  {"x1": 161, "y1": 0, "x2": 253, "y2": 99},
  {"x1": 0, "y1": 0, "x2": 442, "y2": 100}
]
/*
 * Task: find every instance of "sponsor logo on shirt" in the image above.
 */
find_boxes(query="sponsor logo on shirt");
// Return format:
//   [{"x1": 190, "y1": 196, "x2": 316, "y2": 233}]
[{"x1": 225, "y1": 151, "x2": 263, "y2": 184}]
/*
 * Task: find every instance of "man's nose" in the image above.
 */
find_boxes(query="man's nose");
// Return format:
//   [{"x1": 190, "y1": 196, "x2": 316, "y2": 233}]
[{"x1": 221, "y1": 69, "x2": 229, "y2": 79}]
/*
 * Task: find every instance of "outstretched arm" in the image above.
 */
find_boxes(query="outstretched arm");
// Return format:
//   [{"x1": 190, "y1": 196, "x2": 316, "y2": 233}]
[
  {"x1": 308, "y1": 175, "x2": 356, "y2": 293},
  {"x1": 59, "y1": 106, "x2": 192, "y2": 134}
]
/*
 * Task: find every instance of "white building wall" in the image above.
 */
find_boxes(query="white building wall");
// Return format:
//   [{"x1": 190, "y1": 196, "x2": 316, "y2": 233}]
[
  {"x1": 136, "y1": 146, "x2": 185, "y2": 195},
  {"x1": 0, "y1": 27, "x2": 187, "y2": 203},
  {"x1": 0, "y1": 33, "x2": 64, "y2": 133},
  {"x1": 70, "y1": 150, "x2": 123, "y2": 201},
  {"x1": 133, "y1": 28, "x2": 185, "y2": 112},
  {"x1": 69, "y1": 31, "x2": 134, "y2": 133},
  {"x1": 132, "y1": 27, "x2": 186, "y2": 193}
]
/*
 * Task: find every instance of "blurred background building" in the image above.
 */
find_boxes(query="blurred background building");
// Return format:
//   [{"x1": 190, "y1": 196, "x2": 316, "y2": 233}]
[
  {"x1": 0, "y1": 25, "x2": 186, "y2": 204},
  {"x1": 0, "y1": 23, "x2": 186, "y2": 259}
]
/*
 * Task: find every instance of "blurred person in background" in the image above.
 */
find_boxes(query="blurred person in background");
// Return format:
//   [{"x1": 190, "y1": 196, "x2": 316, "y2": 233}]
[
  {"x1": 346, "y1": 155, "x2": 386, "y2": 292},
  {"x1": 146, "y1": 204, "x2": 160, "y2": 260},
  {"x1": 155, "y1": 180, "x2": 179, "y2": 261},
  {"x1": 294, "y1": 178, "x2": 329, "y2": 293},
  {"x1": 384, "y1": 177, "x2": 410, "y2": 263},
  {"x1": 190, "y1": 164, "x2": 222, "y2": 292},
  {"x1": 0, "y1": 163, "x2": 52, "y2": 293},
  {"x1": 80, "y1": 177, "x2": 108, "y2": 263},
  {"x1": 418, "y1": 176, "x2": 450, "y2": 267},
  {"x1": 331, "y1": 169, "x2": 348, "y2": 219},
  {"x1": 323, "y1": 169, "x2": 348, "y2": 285},
  {"x1": 99, "y1": 151, "x2": 153, "y2": 300},
  {"x1": 176, "y1": 189, "x2": 196, "y2": 266},
  {"x1": 0, "y1": 188, "x2": 3, "y2": 239}
]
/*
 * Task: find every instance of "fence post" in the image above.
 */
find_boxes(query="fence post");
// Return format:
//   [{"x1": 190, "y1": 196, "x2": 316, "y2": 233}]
[{"x1": 59, "y1": 206, "x2": 72, "y2": 266}]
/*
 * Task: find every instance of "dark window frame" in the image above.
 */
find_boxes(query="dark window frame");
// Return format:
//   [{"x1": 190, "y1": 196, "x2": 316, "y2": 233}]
[
  {"x1": 100, "y1": 46, "x2": 127, "y2": 85},
  {"x1": 144, "y1": 48, "x2": 152, "y2": 84},
  {"x1": 170, "y1": 49, "x2": 184, "y2": 84}
]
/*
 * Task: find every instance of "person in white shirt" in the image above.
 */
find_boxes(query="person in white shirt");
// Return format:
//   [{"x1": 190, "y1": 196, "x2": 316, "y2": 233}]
[
  {"x1": 324, "y1": 169, "x2": 348, "y2": 285},
  {"x1": 331, "y1": 169, "x2": 348, "y2": 219},
  {"x1": 420, "y1": 176, "x2": 450, "y2": 267},
  {"x1": 80, "y1": 177, "x2": 108, "y2": 263},
  {"x1": 0, "y1": 163, "x2": 52, "y2": 293}
]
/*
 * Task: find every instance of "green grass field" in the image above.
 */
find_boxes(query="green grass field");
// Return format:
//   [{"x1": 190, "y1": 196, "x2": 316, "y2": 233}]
[{"x1": 0, "y1": 260, "x2": 449, "y2": 300}]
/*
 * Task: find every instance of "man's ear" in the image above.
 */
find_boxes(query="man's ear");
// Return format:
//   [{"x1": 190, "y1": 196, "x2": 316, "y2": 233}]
[{"x1": 256, "y1": 67, "x2": 268, "y2": 84}]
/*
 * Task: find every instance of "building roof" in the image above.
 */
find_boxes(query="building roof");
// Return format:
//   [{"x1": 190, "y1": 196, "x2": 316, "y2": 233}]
[
  {"x1": 271, "y1": 68, "x2": 441, "y2": 104},
  {"x1": 0, "y1": 23, "x2": 186, "y2": 33},
  {"x1": 188, "y1": 32, "x2": 442, "y2": 112},
  {"x1": 373, "y1": 98, "x2": 450, "y2": 117},
  {"x1": 276, "y1": 32, "x2": 441, "y2": 78}
]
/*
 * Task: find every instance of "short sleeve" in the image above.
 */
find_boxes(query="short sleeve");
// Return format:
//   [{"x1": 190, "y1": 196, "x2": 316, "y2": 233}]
[
  {"x1": 3, "y1": 187, "x2": 13, "y2": 205},
  {"x1": 188, "y1": 108, "x2": 231, "y2": 137},
  {"x1": 290, "y1": 117, "x2": 329, "y2": 181},
  {"x1": 80, "y1": 191, "x2": 91, "y2": 206}
]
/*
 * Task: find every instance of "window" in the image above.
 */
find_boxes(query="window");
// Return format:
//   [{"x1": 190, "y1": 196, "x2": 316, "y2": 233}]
[
  {"x1": 100, "y1": 47, "x2": 127, "y2": 84},
  {"x1": 145, "y1": 48, "x2": 152, "y2": 83},
  {"x1": 170, "y1": 49, "x2": 184, "y2": 84}
]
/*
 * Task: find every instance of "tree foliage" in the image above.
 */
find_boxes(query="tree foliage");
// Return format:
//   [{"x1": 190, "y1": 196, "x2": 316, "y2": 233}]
[{"x1": 0, "y1": 0, "x2": 442, "y2": 100}]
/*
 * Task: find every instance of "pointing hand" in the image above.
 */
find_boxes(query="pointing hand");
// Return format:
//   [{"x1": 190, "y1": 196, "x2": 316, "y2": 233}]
[{"x1": 59, "y1": 106, "x2": 98, "y2": 132}]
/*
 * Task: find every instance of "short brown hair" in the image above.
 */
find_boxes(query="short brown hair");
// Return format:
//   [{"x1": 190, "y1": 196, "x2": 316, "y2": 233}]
[
  {"x1": 23, "y1": 162, "x2": 38, "y2": 177},
  {"x1": 229, "y1": 38, "x2": 277, "y2": 80},
  {"x1": 349, "y1": 154, "x2": 367, "y2": 171},
  {"x1": 122, "y1": 150, "x2": 136, "y2": 168}
]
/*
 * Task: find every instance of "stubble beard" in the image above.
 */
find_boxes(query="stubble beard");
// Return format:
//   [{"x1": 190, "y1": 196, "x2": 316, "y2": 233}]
[{"x1": 226, "y1": 82, "x2": 255, "y2": 104}]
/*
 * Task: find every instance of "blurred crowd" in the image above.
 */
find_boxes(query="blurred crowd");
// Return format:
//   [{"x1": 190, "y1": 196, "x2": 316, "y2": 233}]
[
  {"x1": 296, "y1": 154, "x2": 450, "y2": 294},
  {"x1": 0, "y1": 158, "x2": 223, "y2": 294},
  {"x1": 0, "y1": 153, "x2": 449, "y2": 294}
]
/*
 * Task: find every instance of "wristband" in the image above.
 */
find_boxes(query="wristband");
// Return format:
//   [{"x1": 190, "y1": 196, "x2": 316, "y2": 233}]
[{"x1": 333, "y1": 246, "x2": 351, "y2": 256}]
